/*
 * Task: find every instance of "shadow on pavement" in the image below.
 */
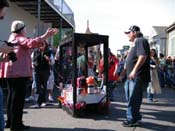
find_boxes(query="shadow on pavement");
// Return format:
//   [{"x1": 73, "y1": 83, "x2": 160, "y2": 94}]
[
  {"x1": 139, "y1": 121, "x2": 175, "y2": 131},
  {"x1": 30, "y1": 127, "x2": 116, "y2": 131},
  {"x1": 60, "y1": 101, "x2": 126, "y2": 122},
  {"x1": 24, "y1": 102, "x2": 60, "y2": 109},
  {"x1": 142, "y1": 102, "x2": 175, "y2": 107},
  {"x1": 142, "y1": 110, "x2": 175, "y2": 123}
]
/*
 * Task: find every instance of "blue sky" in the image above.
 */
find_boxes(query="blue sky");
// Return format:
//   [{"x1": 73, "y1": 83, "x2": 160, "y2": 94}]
[{"x1": 66, "y1": 0, "x2": 175, "y2": 53}]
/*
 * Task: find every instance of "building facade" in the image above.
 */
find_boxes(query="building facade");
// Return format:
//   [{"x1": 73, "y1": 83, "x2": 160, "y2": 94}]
[
  {"x1": 149, "y1": 26, "x2": 167, "y2": 57},
  {"x1": 0, "y1": 0, "x2": 75, "y2": 44},
  {"x1": 165, "y1": 22, "x2": 175, "y2": 57}
]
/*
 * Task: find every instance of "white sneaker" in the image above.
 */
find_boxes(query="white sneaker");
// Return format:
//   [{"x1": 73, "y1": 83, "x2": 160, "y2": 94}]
[
  {"x1": 48, "y1": 95, "x2": 54, "y2": 102},
  {"x1": 41, "y1": 103, "x2": 46, "y2": 107},
  {"x1": 25, "y1": 96, "x2": 35, "y2": 102},
  {"x1": 34, "y1": 104, "x2": 40, "y2": 109}
]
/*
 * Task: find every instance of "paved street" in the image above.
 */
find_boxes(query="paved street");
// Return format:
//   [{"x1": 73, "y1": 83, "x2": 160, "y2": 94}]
[{"x1": 4, "y1": 83, "x2": 175, "y2": 131}]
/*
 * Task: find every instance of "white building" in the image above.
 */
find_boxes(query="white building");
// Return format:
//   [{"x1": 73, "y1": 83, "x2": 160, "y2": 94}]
[
  {"x1": 149, "y1": 26, "x2": 167, "y2": 56},
  {"x1": 0, "y1": 0, "x2": 75, "y2": 44},
  {"x1": 165, "y1": 22, "x2": 175, "y2": 57}
]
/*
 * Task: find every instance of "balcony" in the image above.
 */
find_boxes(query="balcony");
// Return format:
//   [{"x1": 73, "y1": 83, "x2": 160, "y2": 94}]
[{"x1": 10, "y1": 0, "x2": 75, "y2": 29}]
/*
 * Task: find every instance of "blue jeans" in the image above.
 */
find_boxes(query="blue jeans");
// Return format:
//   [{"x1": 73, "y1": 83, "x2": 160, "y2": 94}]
[
  {"x1": 0, "y1": 87, "x2": 4, "y2": 131},
  {"x1": 147, "y1": 83, "x2": 154, "y2": 101},
  {"x1": 124, "y1": 78, "x2": 148, "y2": 122}
]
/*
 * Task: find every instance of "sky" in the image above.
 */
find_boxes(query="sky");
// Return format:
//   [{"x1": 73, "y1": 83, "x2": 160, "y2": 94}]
[{"x1": 65, "y1": 0, "x2": 175, "y2": 54}]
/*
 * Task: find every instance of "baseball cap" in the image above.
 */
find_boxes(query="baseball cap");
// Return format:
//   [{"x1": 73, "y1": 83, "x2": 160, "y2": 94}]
[
  {"x1": 11, "y1": 20, "x2": 25, "y2": 33},
  {"x1": 124, "y1": 25, "x2": 140, "y2": 34}
]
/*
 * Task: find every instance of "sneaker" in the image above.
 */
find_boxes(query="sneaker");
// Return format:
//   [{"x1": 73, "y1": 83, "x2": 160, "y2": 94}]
[
  {"x1": 25, "y1": 96, "x2": 35, "y2": 102},
  {"x1": 5, "y1": 123, "x2": 10, "y2": 128},
  {"x1": 34, "y1": 104, "x2": 40, "y2": 109},
  {"x1": 48, "y1": 95, "x2": 54, "y2": 102},
  {"x1": 122, "y1": 120, "x2": 140, "y2": 127},
  {"x1": 41, "y1": 102, "x2": 46, "y2": 107},
  {"x1": 58, "y1": 101, "x2": 62, "y2": 108},
  {"x1": 110, "y1": 98, "x2": 114, "y2": 102},
  {"x1": 11, "y1": 124, "x2": 30, "y2": 131}
]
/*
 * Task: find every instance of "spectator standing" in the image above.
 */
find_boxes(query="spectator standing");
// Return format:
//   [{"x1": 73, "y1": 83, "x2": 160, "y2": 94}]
[
  {"x1": 147, "y1": 49, "x2": 161, "y2": 102},
  {"x1": 32, "y1": 41, "x2": 51, "y2": 108},
  {"x1": 1, "y1": 20, "x2": 58, "y2": 131},
  {"x1": 0, "y1": 1, "x2": 13, "y2": 131},
  {"x1": 117, "y1": 55, "x2": 125, "y2": 76},
  {"x1": 165, "y1": 56, "x2": 173, "y2": 87},
  {"x1": 26, "y1": 46, "x2": 55, "y2": 103},
  {"x1": 99, "y1": 48, "x2": 119, "y2": 101},
  {"x1": 158, "y1": 53, "x2": 166, "y2": 88},
  {"x1": 117, "y1": 52, "x2": 128, "y2": 82},
  {"x1": 54, "y1": 48, "x2": 64, "y2": 107},
  {"x1": 54, "y1": 47, "x2": 63, "y2": 89},
  {"x1": 25, "y1": 51, "x2": 37, "y2": 102},
  {"x1": 120, "y1": 25, "x2": 150, "y2": 127},
  {"x1": 172, "y1": 56, "x2": 175, "y2": 79},
  {"x1": 107, "y1": 49, "x2": 119, "y2": 101},
  {"x1": 47, "y1": 49, "x2": 55, "y2": 102}
]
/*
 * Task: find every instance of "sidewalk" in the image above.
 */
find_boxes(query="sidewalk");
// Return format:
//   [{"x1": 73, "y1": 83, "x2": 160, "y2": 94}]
[{"x1": 4, "y1": 83, "x2": 175, "y2": 131}]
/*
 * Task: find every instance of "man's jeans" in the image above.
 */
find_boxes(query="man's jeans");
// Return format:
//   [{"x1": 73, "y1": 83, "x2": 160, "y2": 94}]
[
  {"x1": 124, "y1": 78, "x2": 148, "y2": 122},
  {"x1": 0, "y1": 87, "x2": 4, "y2": 131}
]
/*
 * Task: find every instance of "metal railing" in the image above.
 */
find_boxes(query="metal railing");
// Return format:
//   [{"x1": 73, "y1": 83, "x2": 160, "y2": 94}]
[{"x1": 45, "y1": 0, "x2": 75, "y2": 28}]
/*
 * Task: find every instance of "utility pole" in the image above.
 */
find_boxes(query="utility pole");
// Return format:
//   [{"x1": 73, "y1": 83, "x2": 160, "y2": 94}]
[
  {"x1": 59, "y1": 0, "x2": 63, "y2": 40},
  {"x1": 37, "y1": 0, "x2": 41, "y2": 36}
]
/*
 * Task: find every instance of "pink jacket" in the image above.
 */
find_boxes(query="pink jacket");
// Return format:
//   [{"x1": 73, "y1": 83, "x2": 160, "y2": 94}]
[{"x1": 0, "y1": 33, "x2": 43, "y2": 78}]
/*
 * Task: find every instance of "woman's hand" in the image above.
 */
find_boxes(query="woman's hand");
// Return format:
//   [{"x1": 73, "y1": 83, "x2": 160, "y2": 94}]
[{"x1": 41, "y1": 28, "x2": 58, "y2": 40}]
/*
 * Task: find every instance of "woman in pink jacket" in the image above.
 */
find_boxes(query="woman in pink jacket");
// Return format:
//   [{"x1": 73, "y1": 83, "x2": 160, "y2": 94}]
[{"x1": 1, "y1": 20, "x2": 58, "y2": 131}]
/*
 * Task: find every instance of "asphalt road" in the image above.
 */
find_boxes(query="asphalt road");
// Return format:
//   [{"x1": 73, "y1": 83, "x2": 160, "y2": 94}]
[{"x1": 4, "y1": 83, "x2": 175, "y2": 131}]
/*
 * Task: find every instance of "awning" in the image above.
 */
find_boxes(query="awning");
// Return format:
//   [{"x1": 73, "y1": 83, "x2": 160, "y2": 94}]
[{"x1": 9, "y1": 0, "x2": 75, "y2": 29}]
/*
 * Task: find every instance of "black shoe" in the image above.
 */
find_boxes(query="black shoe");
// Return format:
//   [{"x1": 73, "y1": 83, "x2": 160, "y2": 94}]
[
  {"x1": 148, "y1": 99, "x2": 154, "y2": 102},
  {"x1": 110, "y1": 98, "x2": 114, "y2": 101},
  {"x1": 58, "y1": 103, "x2": 62, "y2": 108},
  {"x1": 5, "y1": 120, "x2": 11, "y2": 128},
  {"x1": 58, "y1": 101, "x2": 62, "y2": 108},
  {"x1": 5, "y1": 123, "x2": 10, "y2": 128},
  {"x1": 122, "y1": 120, "x2": 140, "y2": 127},
  {"x1": 11, "y1": 124, "x2": 30, "y2": 131}
]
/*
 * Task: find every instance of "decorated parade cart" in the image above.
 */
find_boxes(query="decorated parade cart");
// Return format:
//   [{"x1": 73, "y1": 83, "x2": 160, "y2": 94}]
[{"x1": 57, "y1": 33, "x2": 109, "y2": 117}]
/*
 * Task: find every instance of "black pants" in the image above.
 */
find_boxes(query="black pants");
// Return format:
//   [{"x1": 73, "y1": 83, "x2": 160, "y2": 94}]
[
  {"x1": 34, "y1": 70, "x2": 50, "y2": 105},
  {"x1": 6, "y1": 77, "x2": 29, "y2": 128}
]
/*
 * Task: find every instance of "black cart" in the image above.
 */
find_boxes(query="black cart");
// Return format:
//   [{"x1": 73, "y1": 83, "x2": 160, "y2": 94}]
[{"x1": 58, "y1": 33, "x2": 109, "y2": 117}]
